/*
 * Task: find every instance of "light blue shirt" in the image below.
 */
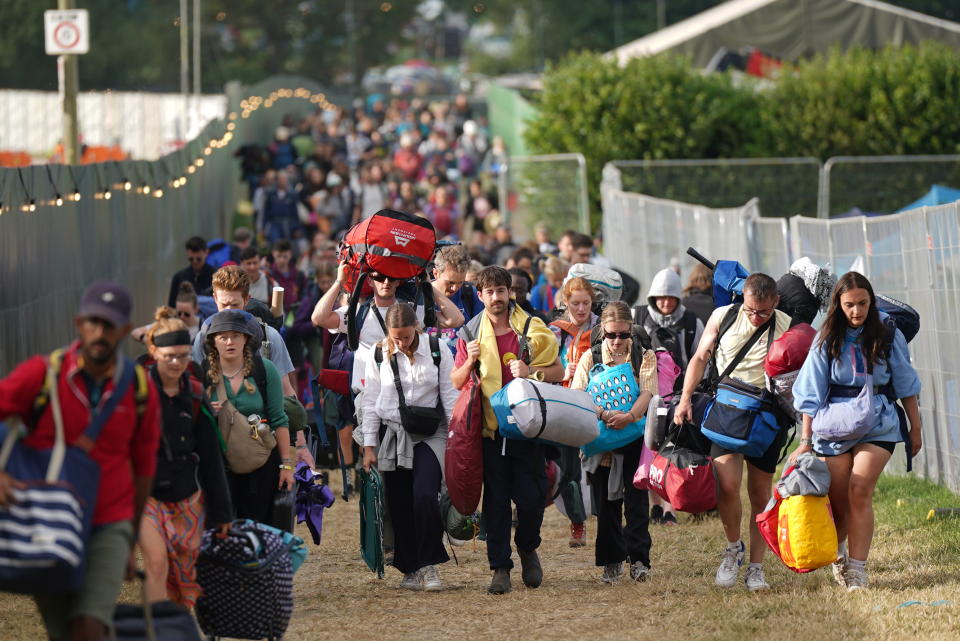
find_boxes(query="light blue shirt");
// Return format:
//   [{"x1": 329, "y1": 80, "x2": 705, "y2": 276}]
[
  {"x1": 792, "y1": 318, "x2": 920, "y2": 455},
  {"x1": 191, "y1": 313, "x2": 295, "y2": 377}
]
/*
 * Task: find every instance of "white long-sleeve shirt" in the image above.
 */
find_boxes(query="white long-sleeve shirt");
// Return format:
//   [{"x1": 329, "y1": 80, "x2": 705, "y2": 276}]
[{"x1": 361, "y1": 333, "x2": 459, "y2": 447}]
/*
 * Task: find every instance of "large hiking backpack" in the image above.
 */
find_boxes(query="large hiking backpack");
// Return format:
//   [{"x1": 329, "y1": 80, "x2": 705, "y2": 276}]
[
  {"x1": 565, "y1": 263, "x2": 623, "y2": 304},
  {"x1": 195, "y1": 521, "x2": 293, "y2": 640},
  {"x1": 338, "y1": 209, "x2": 439, "y2": 349},
  {"x1": 877, "y1": 294, "x2": 920, "y2": 343}
]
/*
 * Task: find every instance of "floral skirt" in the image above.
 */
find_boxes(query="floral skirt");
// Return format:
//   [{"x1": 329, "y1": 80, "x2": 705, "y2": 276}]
[{"x1": 143, "y1": 492, "x2": 205, "y2": 607}]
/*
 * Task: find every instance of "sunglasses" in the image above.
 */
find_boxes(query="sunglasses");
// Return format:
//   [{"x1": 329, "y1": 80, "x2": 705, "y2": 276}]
[
  {"x1": 369, "y1": 273, "x2": 399, "y2": 283},
  {"x1": 177, "y1": 310, "x2": 195, "y2": 319},
  {"x1": 604, "y1": 332, "x2": 632, "y2": 340}
]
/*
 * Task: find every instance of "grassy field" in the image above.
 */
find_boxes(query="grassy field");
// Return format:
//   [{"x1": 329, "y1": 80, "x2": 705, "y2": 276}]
[{"x1": 2, "y1": 472, "x2": 959, "y2": 641}]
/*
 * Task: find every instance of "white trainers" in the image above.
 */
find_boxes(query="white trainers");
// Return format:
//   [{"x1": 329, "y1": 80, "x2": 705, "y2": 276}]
[
  {"x1": 844, "y1": 564, "x2": 868, "y2": 591},
  {"x1": 399, "y1": 571, "x2": 423, "y2": 591},
  {"x1": 421, "y1": 565, "x2": 443, "y2": 592},
  {"x1": 744, "y1": 565, "x2": 770, "y2": 591},
  {"x1": 715, "y1": 541, "x2": 745, "y2": 588}
]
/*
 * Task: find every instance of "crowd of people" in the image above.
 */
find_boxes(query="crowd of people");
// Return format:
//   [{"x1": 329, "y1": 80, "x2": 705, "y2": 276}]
[{"x1": 0, "y1": 98, "x2": 924, "y2": 639}]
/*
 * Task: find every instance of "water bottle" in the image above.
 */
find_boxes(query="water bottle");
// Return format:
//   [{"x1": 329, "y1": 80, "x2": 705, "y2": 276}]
[{"x1": 246, "y1": 413, "x2": 262, "y2": 440}]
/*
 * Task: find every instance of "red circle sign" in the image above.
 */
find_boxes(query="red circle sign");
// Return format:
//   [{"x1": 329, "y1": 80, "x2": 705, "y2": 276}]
[{"x1": 53, "y1": 21, "x2": 81, "y2": 49}]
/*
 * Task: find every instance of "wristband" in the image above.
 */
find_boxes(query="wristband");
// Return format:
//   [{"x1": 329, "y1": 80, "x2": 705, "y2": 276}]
[
  {"x1": 279, "y1": 464, "x2": 294, "y2": 471},
  {"x1": 296, "y1": 445, "x2": 307, "y2": 450},
  {"x1": 799, "y1": 437, "x2": 813, "y2": 446},
  {"x1": 281, "y1": 457, "x2": 294, "y2": 464}
]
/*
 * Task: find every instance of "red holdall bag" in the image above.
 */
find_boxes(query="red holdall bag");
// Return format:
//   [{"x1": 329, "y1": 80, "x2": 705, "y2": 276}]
[
  {"x1": 338, "y1": 209, "x2": 437, "y2": 282},
  {"x1": 445, "y1": 367, "x2": 484, "y2": 515},
  {"x1": 338, "y1": 209, "x2": 439, "y2": 350},
  {"x1": 644, "y1": 442, "x2": 717, "y2": 514}
]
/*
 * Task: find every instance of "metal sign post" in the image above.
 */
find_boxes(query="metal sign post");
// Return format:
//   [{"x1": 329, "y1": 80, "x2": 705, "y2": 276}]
[{"x1": 45, "y1": 4, "x2": 89, "y2": 166}]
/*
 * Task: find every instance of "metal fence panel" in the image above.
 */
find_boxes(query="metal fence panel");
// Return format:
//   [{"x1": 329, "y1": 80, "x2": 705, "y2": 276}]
[
  {"x1": 601, "y1": 164, "x2": 758, "y2": 289},
  {"x1": 0, "y1": 75, "x2": 336, "y2": 376},
  {"x1": 500, "y1": 153, "x2": 590, "y2": 243},
  {"x1": 604, "y1": 161, "x2": 960, "y2": 492},
  {"x1": 0, "y1": 89, "x2": 228, "y2": 160},
  {"x1": 822, "y1": 156, "x2": 960, "y2": 218},
  {"x1": 612, "y1": 157, "x2": 822, "y2": 218}
]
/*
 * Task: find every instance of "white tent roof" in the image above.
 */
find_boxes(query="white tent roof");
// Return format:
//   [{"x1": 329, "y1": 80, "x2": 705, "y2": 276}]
[{"x1": 612, "y1": 0, "x2": 960, "y2": 66}]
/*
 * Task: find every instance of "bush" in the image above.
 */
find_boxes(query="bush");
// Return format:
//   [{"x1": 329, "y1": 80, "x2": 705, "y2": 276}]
[
  {"x1": 524, "y1": 52, "x2": 761, "y2": 230},
  {"x1": 525, "y1": 43, "x2": 960, "y2": 226}
]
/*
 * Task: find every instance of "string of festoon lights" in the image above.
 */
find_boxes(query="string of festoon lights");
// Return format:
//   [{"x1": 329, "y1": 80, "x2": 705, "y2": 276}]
[{"x1": 1, "y1": 86, "x2": 334, "y2": 215}]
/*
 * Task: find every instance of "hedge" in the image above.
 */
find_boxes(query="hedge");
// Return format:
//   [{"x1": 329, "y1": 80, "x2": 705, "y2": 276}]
[{"x1": 525, "y1": 43, "x2": 960, "y2": 227}]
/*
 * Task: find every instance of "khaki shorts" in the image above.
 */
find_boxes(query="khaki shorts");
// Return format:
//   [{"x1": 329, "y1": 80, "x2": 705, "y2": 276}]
[{"x1": 33, "y1": 520, "x2": 134, "y2": 639}]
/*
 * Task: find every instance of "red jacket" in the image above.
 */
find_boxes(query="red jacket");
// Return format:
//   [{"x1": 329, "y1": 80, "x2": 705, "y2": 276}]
[{"x1": 0, "y1": 341, "x2": 161, "y2": 526}]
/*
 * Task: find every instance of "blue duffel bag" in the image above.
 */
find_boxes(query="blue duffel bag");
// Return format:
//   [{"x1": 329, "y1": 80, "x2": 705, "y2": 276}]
[{"x1": 701, "y1": 377, "x2": 782, "y2": 457}]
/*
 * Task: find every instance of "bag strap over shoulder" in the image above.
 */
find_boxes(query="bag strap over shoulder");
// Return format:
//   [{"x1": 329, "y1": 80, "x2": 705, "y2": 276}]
[
  {"x1": 519, "y1": 315, "x2": 533, "y2": 365},
  {"x1": 75, "y1": 358, "x2": 138, "y2": 454},
  {"x1": 716, "y1": 314, "x2": 775, "y2": 383}
]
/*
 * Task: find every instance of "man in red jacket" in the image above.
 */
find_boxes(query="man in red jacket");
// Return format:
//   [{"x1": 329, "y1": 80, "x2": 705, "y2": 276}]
[{"x1": 0, "y1": 281, "x2": 161, "y2": 641}]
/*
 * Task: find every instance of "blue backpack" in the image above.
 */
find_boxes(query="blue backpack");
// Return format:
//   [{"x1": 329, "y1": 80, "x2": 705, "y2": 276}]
[{"x1": 877, "y1": 295, "x2": 920, "y2": 344}]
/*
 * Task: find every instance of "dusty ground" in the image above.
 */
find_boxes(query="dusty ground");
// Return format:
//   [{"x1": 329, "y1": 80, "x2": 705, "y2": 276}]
[{"x1": 2, "y1": 473, "x2": 959, "y2": 641}]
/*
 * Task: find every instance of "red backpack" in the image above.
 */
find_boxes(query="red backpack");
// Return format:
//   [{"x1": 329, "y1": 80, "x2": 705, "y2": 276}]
[{"x1": 337, "y1": 209, "x2": 439, "y2": 350}]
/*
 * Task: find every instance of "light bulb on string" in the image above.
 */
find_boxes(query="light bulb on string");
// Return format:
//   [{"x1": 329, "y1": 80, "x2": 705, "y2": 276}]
[
  {"x1": 54, "y1": 194, "x2": 64, "y2": 207},
  {"x1": 187, "y1": 164, "x2": 196, "y2": 174},
  {"x1": 123, "y1": 179, "x2": 132, "y2": 191},
  {"x1": 153, "y1": 188, "x2": 164, "y2": 198},
  {"x1": 71, "y1": 190, "x2": 81, "y2": 202},
  {"x1": 103, "y1": 189, "x2": 112, "y2": 200},
  {"x1": 141, "y1": 184, "x2": 151, "y2": 195},
  {"x1": 195, "y1": 158, "x2": 204, "y2": 167}
]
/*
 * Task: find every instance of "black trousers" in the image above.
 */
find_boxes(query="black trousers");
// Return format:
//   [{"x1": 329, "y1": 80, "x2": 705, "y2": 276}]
[
  {"x1": 383, "y1": 442, "x2": 449, "y2": 575},
  {"x1": 227, "y1": 447, "x2": 280, "y2": 524},
  {"x1": 482, "y1": 434, "x2": 548, "y2": 570},
  {"x1": 588, "y1": 440, "x2": 651, "y2": 567}
]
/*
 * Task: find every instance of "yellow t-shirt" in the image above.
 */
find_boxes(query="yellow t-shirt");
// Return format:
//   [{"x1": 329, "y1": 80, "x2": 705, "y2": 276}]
[{"x1": 710, "y1": 304, "x2": 791, "y2": 387}]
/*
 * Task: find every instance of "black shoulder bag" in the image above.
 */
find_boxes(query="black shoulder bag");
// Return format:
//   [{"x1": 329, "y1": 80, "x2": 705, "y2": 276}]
[{"x1": 390, "y1": 334, "x2": 445, "y2": 437}]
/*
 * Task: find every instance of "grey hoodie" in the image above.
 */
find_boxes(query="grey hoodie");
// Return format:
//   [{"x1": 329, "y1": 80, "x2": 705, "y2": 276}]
[{"x1": 640, "y1": 268, "x2": 704, "y2": 367}]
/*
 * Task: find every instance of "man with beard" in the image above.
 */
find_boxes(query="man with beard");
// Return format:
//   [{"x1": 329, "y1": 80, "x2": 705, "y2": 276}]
[
  {"x1": 450, "y1": 266, "x2": 565, "y2": 594},
  {"x1": 0, "y1": 281, "x2": 161, "y2": 641}
]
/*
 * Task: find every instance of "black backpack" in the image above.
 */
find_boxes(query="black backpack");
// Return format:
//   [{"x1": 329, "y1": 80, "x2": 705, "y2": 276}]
[{"x1": 632, "y1": 305, "x2": 699, "y2": 369}]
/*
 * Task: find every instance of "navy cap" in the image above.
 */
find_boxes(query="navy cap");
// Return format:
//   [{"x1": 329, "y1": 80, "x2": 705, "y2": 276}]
[{"x1": 77, "y1": 281, "x2": 132, "y2": 327}]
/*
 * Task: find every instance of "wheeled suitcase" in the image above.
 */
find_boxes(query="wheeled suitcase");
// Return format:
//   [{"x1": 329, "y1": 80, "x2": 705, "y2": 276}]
[{"x1": 195, "y1": 521, "x2": 293, "y2": 640}]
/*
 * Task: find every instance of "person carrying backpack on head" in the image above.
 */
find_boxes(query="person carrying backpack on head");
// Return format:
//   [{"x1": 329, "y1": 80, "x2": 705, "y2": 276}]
[
  {"x1": 634, "y1": 267, "x2": 705, "y2": 526},
  {"x1": 311, "y1": 261, "x2": 464, "y2": 495},
  {"x1": 0, "y1": 281, "x2": 161, "y2": 641},
  {"x1": 549, "y1": 276, "x2": 599, "y2": 547},
  {"x1": 360, "y1": 303, "x2": 460, "y2": 591},
  {"x1": 571, "y1": 301, "x2": 658, "y2": 584},
  {"x1": 789, "y1": 272, "x2": 921, "y2": 591},
  {"x1": 140, "y1": 307, "x2": 233, "y2": 607},
  {"x1": 673, "y1": 273, "x2": 792, "y2": 592}
]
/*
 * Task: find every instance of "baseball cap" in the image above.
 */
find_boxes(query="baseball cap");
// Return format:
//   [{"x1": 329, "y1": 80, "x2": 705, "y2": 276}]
[{"x1": 77, "y1": 281, "x2": 132, "y2": 327}]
